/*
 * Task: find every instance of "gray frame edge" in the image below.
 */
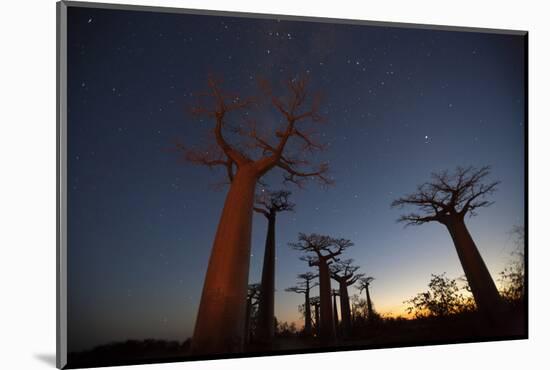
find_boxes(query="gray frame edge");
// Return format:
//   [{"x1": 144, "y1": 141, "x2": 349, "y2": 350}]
[
  {"x1": 57, "y1": 1, "x2": 68, "y2": 369},
  {"x1": 61, "y1": 0, "x2": 527, "y2": 35}
]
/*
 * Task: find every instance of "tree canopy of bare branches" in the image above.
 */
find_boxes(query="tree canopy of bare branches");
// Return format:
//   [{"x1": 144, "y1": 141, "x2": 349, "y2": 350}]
[
  {"x1": 391, "y1": 165, "x2": 504, "y2": 321},
  {"x1": 177, "y1": 74, "x2": 332, "y2": 188},
  {"x1": 391, "y1": 166, "x2": 499, "y2": 226},
  {"x1": 290, "y1": 233, "x2": 352, "y2": 266},
  {"x1": 330, "y1": 259, "x2": 364, "y2": 286},
  {"x1": 285, "y1": 272, "x2": 319, "y2": 294},
  {"x1": 356, "y1": 276, "x2": 375, "y2": 292},
  {"x1": 253, "y1": 190, "x2": 295, "y2": 219}
]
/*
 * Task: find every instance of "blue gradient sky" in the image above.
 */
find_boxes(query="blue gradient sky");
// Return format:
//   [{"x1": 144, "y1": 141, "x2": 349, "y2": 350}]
[{"x1": 66, "y1": 6, "x2": 525, "y2": 352}]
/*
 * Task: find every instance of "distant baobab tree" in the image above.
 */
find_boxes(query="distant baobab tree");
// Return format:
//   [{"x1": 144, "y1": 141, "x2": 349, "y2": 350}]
[
  {"x1": 309, "y1": 296, "x2": 321, "y2": 338},
  {"x1": 392, "y1": 165, "x2": 503, "y2": 321},
  {"x1": 356, "y1": 276, "x2": 376, "y2": 322},
  {"x1": 254, "y1": 190, "x2": 295, "y2": 344},
  {"x1": 179, "y1": 75, "x2": 331, "y2": 354},
  {"x1": 290, "y1": 233, "x2": 352, "y2": 342},
  {"x1": 285, "y1": 272, "x2": 318, "y2": 337},
  {"x1": 245, "y1": 284, "x2": 261, "y2": 345},
  {"x1": 330, "y1": 259, "x2": 364, "y2": 337}
]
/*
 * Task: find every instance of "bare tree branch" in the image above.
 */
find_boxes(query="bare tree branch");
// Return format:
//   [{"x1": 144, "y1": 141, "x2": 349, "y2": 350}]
[
  {"x1": 392, "y1": 166, "x2": 499, "y2": 226},
  {"x1": 330, "y1": 259, "x2": 364, "y2": 286},
  {"x1": 178, "y1": 74, "x2": 333, "y2": 191},
  {"x1": 290, "y1": 233, "x2": 352, "y2": 264}
]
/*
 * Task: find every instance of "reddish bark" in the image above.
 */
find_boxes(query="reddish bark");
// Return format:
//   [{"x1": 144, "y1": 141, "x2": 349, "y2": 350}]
[
  {"x1": 192, "y1": 167, "x2": 257, "y2": 354},
  {"x1": 181, "y1": 76, "x2": 331, "y2": 354}
]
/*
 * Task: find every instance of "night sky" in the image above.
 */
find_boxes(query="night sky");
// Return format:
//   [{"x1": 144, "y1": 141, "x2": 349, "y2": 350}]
[{"x1": 67, "y1": 5, "x2": 525, "y2": 352}]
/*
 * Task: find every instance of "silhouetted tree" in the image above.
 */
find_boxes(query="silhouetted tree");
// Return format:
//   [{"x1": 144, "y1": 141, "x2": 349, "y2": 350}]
[
  {"x1": 309, "y1": 296, "x2": 321, "y2": 338},
  {"x1": 356, "y1": 276, "x2": 376, "y2": 322},
  {"x1": 285, "y1": 272, "x2": 318, "y2": 337},
  {"x1": 253, "y1": 190, "x2": 295, "y2": 344},
  {"x1": 499, "y1": 226, "x2": 525, "y2": 303},
  {"x1": 290, "y1": 234, "x2": 352, "y2": 342},
  {"x1": 392, "y1": 166, "x2": 503, "y2": 321},
  {"x1": 350, "y1": 294, "x2": 368, "y2": 323},
  {"x1": 276, "y1": 321, "x2": 298, "y2": 337},
  {"x1": 404, "y1": 273, "x2": 473, "y2": 318},
  {"x1": 245, "y1": 284, "x2": 261, "y2": 344},
  {"x1": 330, "y1": 259, "x2": 363, "y2": 337},
  {"x1": 180, "y1": 75, "x2": 331, "y2": 354}
]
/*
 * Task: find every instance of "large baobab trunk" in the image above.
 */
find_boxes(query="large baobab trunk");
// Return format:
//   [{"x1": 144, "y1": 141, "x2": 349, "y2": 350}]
[
  {"x1": 445, "y1": 217, "x2": 503, "y2": 320},
  {"x1": 257, "y1": 215, "x2": 276, "y2": 344},
  {"x1": 191, "y1": 167, "x2": 258, "y2": 354},
  {"x1": 304, "y1": 285, "x2": 312, "y2": 336},
  {"x1": 338, "y1": 282, "x2": 352, "y2": 337},
  {"x1": 318, "y1": 262, "x2": 335, "y2": 342}
]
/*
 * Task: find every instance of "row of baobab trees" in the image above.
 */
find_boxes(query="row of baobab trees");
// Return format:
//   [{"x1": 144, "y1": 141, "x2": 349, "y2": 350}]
[
  {"x1": 176, "y1": 74, "x2": 507, "y2": 354},
  {"x1": 284, "y1": 247, "x2": 377, "y2": 342},
  {"x1": 247, "y1": 258, "x2": 376, "y2": 344}
]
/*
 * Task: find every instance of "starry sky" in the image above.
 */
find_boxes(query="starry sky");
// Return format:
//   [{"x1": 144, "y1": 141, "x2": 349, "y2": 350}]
[{"x1": 66, "y1": 5, "x2": 525, "y2": 352}]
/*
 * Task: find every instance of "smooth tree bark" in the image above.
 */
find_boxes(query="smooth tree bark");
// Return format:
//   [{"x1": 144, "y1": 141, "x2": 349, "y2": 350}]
[
  {"x1": 290, "y1": 234, "x2": 352, "y2": 343},
  {"x1": 356, "y1": 276, "x2": 375, "y2": 322},
  {"x1": 254, "y1": 191, "x2": 294, "y2": 345},
  {"x1": 330, "y1": 259, "x2": 363, "y2": 337},
  {"x1": 392, "y1": 166, "x2": 503, "y2": 322},
  {"x1": 286, "y1": 272, "x2": 318, "y2": 337},
  {"x1": 178, "y1": 76, "x2": 331, "y2": 354}
]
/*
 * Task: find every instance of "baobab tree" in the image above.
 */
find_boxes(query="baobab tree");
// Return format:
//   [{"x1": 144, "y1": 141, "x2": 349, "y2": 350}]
[
  {"x1": 330, "y1": 259, "x2": 364, "y2": 337},
  {"x1": 285, "y1": 272, "x2": 318, "y2": 337},
  {"x1": 254, "y1": 190, "x2": 295, "y2": 344},
  {"x1": 309, "y1": 296, "x2": 321, "y2": 338},
  {"x1": 356, "y1": 276, "x2": 376, "y2": 322},
  {"x1": 392, "y1": 165, "x2": 503, "y2": 321},
  {"x1": 179, "y1": 75, "x2": 331, "y2": 354},
  {"x1": 290, "y1": 233, "x2": 352, "y2": 342},
  {"x1": 245, "y1": 284, "x2": 261, "y2": 345}
]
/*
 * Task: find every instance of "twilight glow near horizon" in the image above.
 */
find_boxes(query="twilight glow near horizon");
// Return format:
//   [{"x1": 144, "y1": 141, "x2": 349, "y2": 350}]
[{"x1": 67, "y1": 6, "x2": 525, "y2": 352}]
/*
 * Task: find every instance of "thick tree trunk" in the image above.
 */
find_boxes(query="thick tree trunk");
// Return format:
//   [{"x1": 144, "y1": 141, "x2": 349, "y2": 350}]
[
  {"x1": 445, "y1": 216, "x2": 503, "y2": 321},
  {"x1": 338, "y1": 282, "x2": 351, "y2": 337},
  {"x1": 332, "y1": 292, "x2": 339, "y2": 337},
  {"x1": 318, "y1": 262, "x2": 335, "y2": 342},
  {"x1": 366, "y1": 287, "x2": 373, "y2": 322},
  {"x1": 191, "y1": 167, "x2": 257, "y2": 354},
  {"x1": 304, "y1": 286, "x2": 312, "y2": 336},
  {"x1": 257, "y1": 215, "x2": 276, "y2": 344}
]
